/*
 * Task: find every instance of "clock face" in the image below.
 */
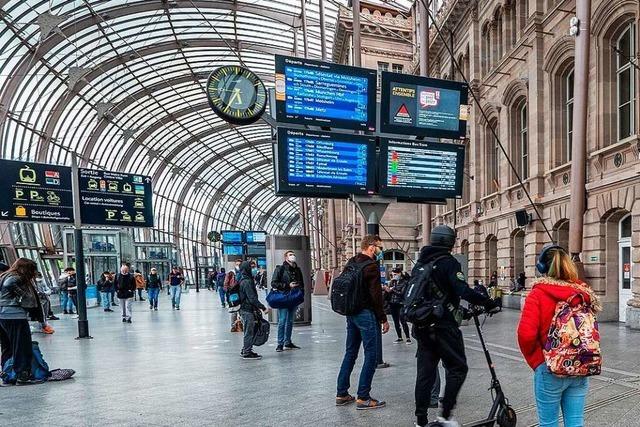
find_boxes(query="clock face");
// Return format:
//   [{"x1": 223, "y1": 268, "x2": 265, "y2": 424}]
[{"x1": 206, "y1": 66, "x2": 267, "y2": 125}]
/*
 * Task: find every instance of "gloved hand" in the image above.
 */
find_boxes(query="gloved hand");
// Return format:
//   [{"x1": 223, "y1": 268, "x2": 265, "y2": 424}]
[{"x1": 483, "y1": 298, "x2": 501, "y2": 315}]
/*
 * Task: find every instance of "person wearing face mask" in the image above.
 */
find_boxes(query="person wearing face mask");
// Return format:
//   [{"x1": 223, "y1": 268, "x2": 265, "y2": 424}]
[
  {"x1": 114, "y1": 264, "x2": 136, "y2": 323},
  {"x1": 234, "y1": 259, "x2": 243, "y2": 282},
  {"x1": 146, "y1": 268, "x2": 162, "y2": 311},
  {"x1": 335, "y1": 235, "x2": 390, "y2": 410},
  {"x1": 270, "y1": 250, "x2": 305, "y2": 352},
  {"x1": 386, "y1": 269, "x2": 411, "y2": 344},
  {"x1": 238, "y1": 261, "x2": 270, "y2": 360}
]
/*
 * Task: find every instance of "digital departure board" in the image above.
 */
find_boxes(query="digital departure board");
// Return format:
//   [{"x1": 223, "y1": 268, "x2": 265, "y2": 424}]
[
  {"x1": 274, "y1": 55, "x2": 377, "y2": 131},
  {"x1": 380, "y1": 72, "x2": 469, "y2": 139},
  {"x1": 379, "y1": 138, "x2": 465, "y2": 201},
  {"x1": 221, "y1": 230, "x2": 244, "y2": 244},
  {"x1": 245, "y1": 231, "x2": 267, "y2": 243},
  {"x1": 275, "y1": 128, "x2": 375, "y2": 198},
  {"x1": 223, "y1": 244, "x2": 244, "y2": 256}
]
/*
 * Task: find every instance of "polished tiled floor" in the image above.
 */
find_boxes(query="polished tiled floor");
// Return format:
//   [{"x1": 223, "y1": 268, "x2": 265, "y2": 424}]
[{"x1": 3, "y1": 290, "x2": 640, "y2": 426}]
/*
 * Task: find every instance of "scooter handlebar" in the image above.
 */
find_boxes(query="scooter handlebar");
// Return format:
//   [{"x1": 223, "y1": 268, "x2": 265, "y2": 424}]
[{"x1": 462, "y1": 304, "x2": 501, "y2": 320}]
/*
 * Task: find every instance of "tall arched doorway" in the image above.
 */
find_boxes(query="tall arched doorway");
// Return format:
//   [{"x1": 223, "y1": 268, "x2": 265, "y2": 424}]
[
  {"x1": 486, "y1": 235, "x2": 498, "y2": 281},
  {"x1": 512, "y1": 229, "x2": 525, "y2": 279},
  {"x1": 619, "y1": 214, "x2": 632, "y2": 322}
]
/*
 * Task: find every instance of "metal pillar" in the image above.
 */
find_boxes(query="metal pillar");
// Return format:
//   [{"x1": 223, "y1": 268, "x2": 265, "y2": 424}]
[
  {"x1": 352, "y1": 0, "x2": 362, "y2": 66},
  {"x1": 300, "y1": 0, "x2": 309, "y2": 59},
  {"x1": 568, "y1": 0, "x2": 591, "y2": 270},
  {"x1": 71, "y1": 153, "x2": 91, "y2": 339},
  {"x1": 419, "y1": 0, "x2": 432, "y2": 246},
  {"x1": 193, "y1": 244, "x2": 200, "y2": 292},
  {"x1": 319, "y1": 0, "x2": 327, "y2": 59},
  {"x1": 311, "y1": 199, "x2": 322, "y2": 269},
  {"x1": 300, "y1": 198, "x2": 309, "y2": 235}
]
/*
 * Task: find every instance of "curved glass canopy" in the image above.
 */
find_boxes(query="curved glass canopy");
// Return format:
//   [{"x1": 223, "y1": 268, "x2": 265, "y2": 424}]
[{"x1": 0, "y1": 0, "x2": 352, "y2": 250}]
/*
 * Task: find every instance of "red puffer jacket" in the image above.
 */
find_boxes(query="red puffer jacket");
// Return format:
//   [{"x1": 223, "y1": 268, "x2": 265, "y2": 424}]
[{"x1": 517, "y1": 278, "x2": 600, "y2": 370}]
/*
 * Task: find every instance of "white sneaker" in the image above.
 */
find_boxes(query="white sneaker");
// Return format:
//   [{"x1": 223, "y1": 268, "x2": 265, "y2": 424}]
[{"x1": 436, "y1": 416, "x2": 460, "y2": 427}]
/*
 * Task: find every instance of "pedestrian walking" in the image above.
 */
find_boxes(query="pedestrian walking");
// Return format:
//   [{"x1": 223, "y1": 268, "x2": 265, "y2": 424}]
[
  {"x1": 146, "y1": 268, "x2": 162, "y2": 311},
  {"x1": 114, "y1": 264, "x2": 135, "y2": 323}
]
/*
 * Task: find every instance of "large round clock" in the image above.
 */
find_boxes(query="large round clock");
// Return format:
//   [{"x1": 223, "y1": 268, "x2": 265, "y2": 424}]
[{"x1": 206, "y1": 65, "x2": 267, "y2": 125}]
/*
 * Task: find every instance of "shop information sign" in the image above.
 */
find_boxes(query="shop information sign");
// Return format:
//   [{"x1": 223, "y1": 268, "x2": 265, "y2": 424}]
[
  {"x1": 0, "y1": 159, "x2": 74, "y2": 223},
  {"x1": 78, "y1": 168, "x2": 154, "y2": 227}
]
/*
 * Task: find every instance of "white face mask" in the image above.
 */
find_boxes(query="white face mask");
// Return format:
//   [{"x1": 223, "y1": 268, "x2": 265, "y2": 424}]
[{"x1": 288, "y1": 255, "x2": 296, "y2": 263}]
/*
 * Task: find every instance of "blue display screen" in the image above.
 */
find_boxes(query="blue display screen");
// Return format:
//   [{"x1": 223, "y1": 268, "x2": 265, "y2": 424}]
[
  {"x1": 284, "y1": 65, "x2": 368, "y2": 122},
  {"x1": 275, "y1": 128, "x2": 375, "y2": 198},
  {"x1": 257, "y1": 257, "x2": 267, "y2": 268},
  {"x1": 221, "y1": 230, "x2": 243, "y2": 243},
  {"x1": 223, "y1": 244, "x2": 244, "y2": 256},
  {"x1": 275, "y1": 55, "x2": 377, "y2": 132},
  {"x1": 245, "y1": 231, "x2": 266, "y2": 243},
  {"x1": 246, "y1": 243, "x2": 266, "y2": 256}
]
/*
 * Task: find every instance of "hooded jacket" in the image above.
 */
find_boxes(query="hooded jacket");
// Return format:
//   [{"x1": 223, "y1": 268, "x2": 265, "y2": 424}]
[
  {"x1": 517, "y1": 278, "x2": 601, "y2": 370},
  {"x1": 416, "y1": 246, "x2": 490, "y2": 324},
  {"x1": 239, "y1": 261, "x2": 266, "y2": 312}
]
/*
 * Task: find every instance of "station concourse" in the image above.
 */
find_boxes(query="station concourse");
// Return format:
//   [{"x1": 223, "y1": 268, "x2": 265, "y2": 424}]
[{"x1": 0, "y1": 1, "x2": 639, "y2": 426}]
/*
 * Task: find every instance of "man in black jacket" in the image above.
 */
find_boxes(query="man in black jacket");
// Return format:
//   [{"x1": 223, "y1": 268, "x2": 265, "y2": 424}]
[
  {"x1": 414, "y1": 225, "x2": 499, "y2": 427},
  {"x1": 270, "y1": 251, "x2": 305, "y2": 352},
  {"x1": 238, "y1": 261, "x2": 269, "y2": 360},
  {"x1": 114, "y1": 264, "x2": 136, "y2": 323}
]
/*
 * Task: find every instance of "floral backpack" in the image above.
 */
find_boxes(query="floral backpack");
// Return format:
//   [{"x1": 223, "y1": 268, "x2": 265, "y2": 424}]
[{"x1": 543, "y1": 293, "x2": 602, "y2": 377}]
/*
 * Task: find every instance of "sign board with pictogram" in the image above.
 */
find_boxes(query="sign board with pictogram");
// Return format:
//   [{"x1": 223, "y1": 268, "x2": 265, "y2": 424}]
[
  {"x1": 0, "y1": 159, "x2": 74, "y2": 223},
  {"x1": 380, "y1": 71, "x2": 469, "y2": 139},
  {"x1": 78, "y1": 168, "x2": 154, "y2": 227}
]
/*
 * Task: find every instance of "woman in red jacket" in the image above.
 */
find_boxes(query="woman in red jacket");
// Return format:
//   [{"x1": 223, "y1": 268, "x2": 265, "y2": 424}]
[{"x1": 517, "y1": 245, "x2": 601, "y2": 427}]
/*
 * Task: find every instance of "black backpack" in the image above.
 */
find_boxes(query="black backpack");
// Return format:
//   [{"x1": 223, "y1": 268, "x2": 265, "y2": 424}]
[
  {"x1": 402, "y1": 255, "x2": 457, "y2": 327},
  {"x1": 331, "y1": 259, "x2": 376, "y2": 316}
]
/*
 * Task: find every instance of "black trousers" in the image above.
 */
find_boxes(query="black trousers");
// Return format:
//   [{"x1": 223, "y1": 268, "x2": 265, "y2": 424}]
[
  {"x1": 414, "y1": 324, "x2": 468, "y2": 421},
  {"x1": 0, "y1": 319, "x2": 32, "y2": 377},
  {"x1": 69, "y1": 294, "x2": 78, "y2": 312},
  {"x1": 390, "y1": 303, "x2": 410, "y2": 339}
]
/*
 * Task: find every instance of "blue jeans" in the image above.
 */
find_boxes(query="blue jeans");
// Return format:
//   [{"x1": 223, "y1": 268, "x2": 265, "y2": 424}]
[
  {"x1": 148, "y1": 288, "x2": 160, "y2": 308},
  {"x1": 100, "y1": 292, "x2": 111, "y2": 309},
  {"x1": 277, "y1": 306, "x2": 297, "y2": 346},
  {"x1": 170, "y1": 285, "x2": 181, "y2": 308},
  {"x1": 336, "y1": 309, "x2": 378, "y2": 400},
  {"x1": 218, "y1": 287, "x2": 226, "y2": 307},
  {"x1": 534, "y1": 364, "x2": 589, "y2": 427},
  {"x1": 60, "y1": 291, "x2": 74, "y2": 312}
]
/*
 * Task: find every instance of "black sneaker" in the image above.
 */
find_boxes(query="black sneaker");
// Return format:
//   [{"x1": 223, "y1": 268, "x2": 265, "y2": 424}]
[
  {"x1": 105, "y1": 309, "x2": 113, "y2": 312},
  {"x1": 63, "y1": 310, "x2": 68, "y2": 314},
  {"x1": 150, "y1": 306, "x2": 153, "y2": 310},
  {"x1": 154, "y1": 307, "x2": 158, "y2": 311},
  {"x1": 127, "y1": 319, "x2": 132, "y2": 323},
  {"x1": 276, "y1": 345, "x2": 284, "y2": 352},
  {"x1": 284, "y1": 343, "x2": 300, "y2": 350},
  {"x1": 122, "y1": 318, "x2": 127, "y2": 323},
  {"x1": 48, "y1": 315, "x2": 60, "y2": 320},
  {"x1": 242, "y1": 352, "x2": 262, "y2": 360},
  {"x1": 17, "y1": 378, "x2": 45, "y2": 386},
  {"x1": 176, "y1": 307, "x2": 180, "y2": 310}
]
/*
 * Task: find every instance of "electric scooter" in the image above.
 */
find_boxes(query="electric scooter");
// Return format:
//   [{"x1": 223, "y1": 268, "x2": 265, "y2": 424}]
[{"x1": 428, "y1": 307, "x2": 517, "y2": 427}]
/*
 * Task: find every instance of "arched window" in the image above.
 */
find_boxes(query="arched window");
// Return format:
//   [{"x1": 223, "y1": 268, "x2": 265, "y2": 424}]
[
  {"x1": 482, "y1": 24, "x2": 491, "y2": 75},
  {"x1": 564, "y1": 69, "x2": 575, "y2": 162},
  {"x1": 519, "y1": 102, "x2": 529, "y2": 179},
  {"x1": 616, "y1": 23, "x2": 636, "y2": 140},
  {"x1": 486, "y1": 119, "x2": 500, "y2": 194},
  {"x1": 494, "y1": 9, "x2": 504, "y2": 63}
]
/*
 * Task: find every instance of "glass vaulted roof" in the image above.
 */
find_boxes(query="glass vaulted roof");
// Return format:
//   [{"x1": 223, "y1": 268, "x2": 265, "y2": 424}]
[{"x1": 0, "y1": 0, "x2": 390, "y2": 250}]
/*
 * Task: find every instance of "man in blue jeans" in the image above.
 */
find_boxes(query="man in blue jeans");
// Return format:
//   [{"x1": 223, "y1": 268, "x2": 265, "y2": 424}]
[
  {"x1": 336, "y1": 235, "x2": 390, "y2": 410},
  {"x1": 271, "y1": 251, "x2": 305, "y2": 352},
  {"x1": 168, "y1": 266, "x2": 184, "y2": 310}
]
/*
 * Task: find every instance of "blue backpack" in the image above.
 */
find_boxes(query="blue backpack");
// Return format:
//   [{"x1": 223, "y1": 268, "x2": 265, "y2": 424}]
[{"x1": 2, "y1": 341, "x2": 51, "y2": 382}]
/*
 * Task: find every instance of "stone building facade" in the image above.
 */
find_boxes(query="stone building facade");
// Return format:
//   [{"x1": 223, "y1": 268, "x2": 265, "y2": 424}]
[{"x1": 331, "y1": 0, "x2": 640, "y2": 325}]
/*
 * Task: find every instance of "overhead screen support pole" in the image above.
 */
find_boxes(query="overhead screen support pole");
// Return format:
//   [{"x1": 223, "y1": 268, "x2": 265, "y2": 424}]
[
  {"x1": 568, "y1": 0, "x2": 591, "y2": 274},
  {"x1": 419, "y1": 0, "x2": 432, "y2": 247},
  {"x1": 352, "y1": 196, "x2": 395, "y2": 237},
  {"x1": 352, "y1": 0, "x2": 362, "y2": 66},
  {"x1": 319, "y1": 0, "x2": 339, "y2": 269},
  {"x1": 71, "y1": 153, "x2": 91, "y2": 339}
]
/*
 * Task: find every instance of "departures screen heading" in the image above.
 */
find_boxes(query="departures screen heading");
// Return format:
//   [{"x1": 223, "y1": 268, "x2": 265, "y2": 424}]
[
  {"x1": 380, "y1": 72, "x2": 469, "y2": 139},
  {"x1": 275, "y1": 128, "x2": 375, "y2": 198},
  {"x1": 274, "y1": 55, "x2": 377, "y2": 132},
  {"x1": 379, "y1": 138, "x2": 465, "y2": 201}
]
